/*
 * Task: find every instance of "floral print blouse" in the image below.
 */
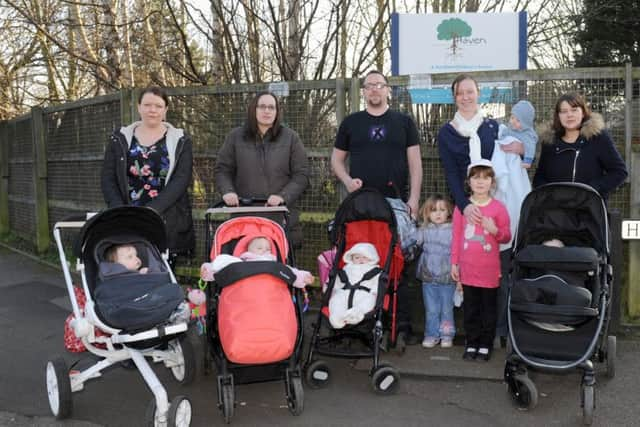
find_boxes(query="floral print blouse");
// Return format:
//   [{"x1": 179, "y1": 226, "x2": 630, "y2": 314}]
[{"x1": 127, "y1": 135, "x2": 169, "y2": 206}]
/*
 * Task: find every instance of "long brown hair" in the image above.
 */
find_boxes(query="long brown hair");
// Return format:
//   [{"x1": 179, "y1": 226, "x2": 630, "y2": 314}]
[
  {"x1": 245, "y1": 91, "x2": 282, "y2": 140},
  {"x1": 552, "y1": 93, "x2": 592, "y2": 136}
]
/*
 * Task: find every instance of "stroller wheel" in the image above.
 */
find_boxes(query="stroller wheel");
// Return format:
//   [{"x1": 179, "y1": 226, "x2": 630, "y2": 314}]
[
  {"x1": 508, "y1": 374, "x2": 538, "y2": 410},
  {"x1": 168, "y1": 333, "x2": 196, "y2": 385},
  {"x1": 168, "y1": 396, "x2": 192, "y2": 427},
  {"x1": 370, "y1": 364, "x2": 400, "y2": 395},
  {"x1": 605, "y1": 335, "x2": 616, "y2": 379},
  {"x1": 582, "y1": 384, "x2": 595, "y2": 425},
  {"x1": 304, "y1": 360, "x2": 331, "y2": 389},
  {"x1": 220, "y1": 383, "x2": 235, "y2": 424},
  {"x1": 286, "y1": 376, "x2": 304, "y2": 416},
  {"x1": 45, "y1": 356, "x2": 73, "y2": 420}
]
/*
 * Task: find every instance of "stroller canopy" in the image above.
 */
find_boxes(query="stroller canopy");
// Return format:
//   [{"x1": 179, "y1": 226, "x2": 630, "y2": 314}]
[
  {"x1": 515, "y1": 183, "x2": 609, "y2": 255},
  {"x1": 330, "y1": 188, "x2": 397, "y2": 246},
  {"x1": 211, "y1": 216, "x2": 289, "y2": 261},
  {"x1": 74, "y1": 206, "x2": 167, "y2": 259}
]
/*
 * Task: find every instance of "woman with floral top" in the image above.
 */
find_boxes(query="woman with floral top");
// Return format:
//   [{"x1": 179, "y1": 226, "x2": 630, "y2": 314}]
[{"x1": 100, "y1": 86, "x2": 195, "y2": 264}]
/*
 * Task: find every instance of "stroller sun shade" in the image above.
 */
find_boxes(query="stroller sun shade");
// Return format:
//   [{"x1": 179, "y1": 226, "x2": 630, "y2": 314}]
[
  {"x1": 515, "y1": 183, "x2": 609, "y2": 255},
  {"x1": 74, "y1": 206, "x2": 168, "y2": 260},
  {"x1": 211, "y1": 216, "x2": 289, "y2": 261},
  {"x1": 330, "y1": 188, "x2": 397, "y2": 246}
]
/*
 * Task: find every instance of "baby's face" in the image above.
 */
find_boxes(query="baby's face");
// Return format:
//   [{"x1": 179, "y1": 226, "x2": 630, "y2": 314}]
[
  {"x1": 351, "y1": 253, "x2": 372, "y2": 265},
  {"x1": 116, "y1": 246, "x2": 142, "y2": 271},
  {"x1": 248, "y1": 238, "x2": 271, "y2": 256},
  {"x1": 509, "y1": 114, "x2": 522, "y2": 130}
]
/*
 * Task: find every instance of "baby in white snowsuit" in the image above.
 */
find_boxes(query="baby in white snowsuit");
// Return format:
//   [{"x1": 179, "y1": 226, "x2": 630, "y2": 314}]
[{"x1": 329, "y1": 243, "x2": 381, "y2": 329}]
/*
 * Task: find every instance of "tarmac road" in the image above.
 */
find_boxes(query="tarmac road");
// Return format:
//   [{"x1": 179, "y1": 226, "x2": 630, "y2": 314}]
[{"x1": 1, "y1": 245, "x2": 639, "y2": 427}]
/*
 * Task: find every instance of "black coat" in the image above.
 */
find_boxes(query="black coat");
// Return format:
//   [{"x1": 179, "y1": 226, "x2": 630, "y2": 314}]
[
  {"x1": 533, "y1": 113, "x2": 627, "y2": 201},
  {"x1": 100, "y1": 122, "x2": 195, "y2": 255}
]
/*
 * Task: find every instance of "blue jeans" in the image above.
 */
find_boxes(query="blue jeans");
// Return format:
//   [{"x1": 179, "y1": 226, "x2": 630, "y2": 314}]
[{"x1": 422, "y1": 282, "x2": 456, "y2": 340}]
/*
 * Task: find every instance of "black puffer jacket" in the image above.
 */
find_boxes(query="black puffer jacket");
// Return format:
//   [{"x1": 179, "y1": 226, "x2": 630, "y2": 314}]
[
  {"x1": 532, "y1": 113, "x2": 627, "y2": 200},
  {"x1": 100, "y1": 121, "x2": 195, "y2": 255}
]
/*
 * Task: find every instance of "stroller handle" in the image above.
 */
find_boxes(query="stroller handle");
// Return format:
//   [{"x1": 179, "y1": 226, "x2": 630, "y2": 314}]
[
  {"x1": 206, "y1": 197, "x2": 289, "y2": 215},
  {"x1": 53, "y1": 212, "x2": 98, "y2": 230}
]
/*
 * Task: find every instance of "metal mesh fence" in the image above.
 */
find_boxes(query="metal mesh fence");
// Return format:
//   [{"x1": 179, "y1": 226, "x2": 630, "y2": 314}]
[
  {"x1": 7, "y1": 116, "x2": 35, "y2": 241},
  {"x1": 0, "y1": 68, "x2": 636, "y2": 278}
]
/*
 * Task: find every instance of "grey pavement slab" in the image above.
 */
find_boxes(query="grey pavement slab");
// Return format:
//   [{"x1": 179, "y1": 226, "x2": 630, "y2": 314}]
[{"x1": 354, "y1": 344, "x2": 505, "y2": 381}]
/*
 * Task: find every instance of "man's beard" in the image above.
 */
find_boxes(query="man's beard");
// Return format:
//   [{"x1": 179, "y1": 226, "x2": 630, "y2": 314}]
[{"x1": 367, "y1": 96, "x2": 386, "y2": 108}]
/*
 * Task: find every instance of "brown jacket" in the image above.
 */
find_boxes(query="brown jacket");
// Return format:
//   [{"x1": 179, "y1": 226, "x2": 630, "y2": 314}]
[{"x1": 214, "y1": 125, "x2": 309, "y2": 245}]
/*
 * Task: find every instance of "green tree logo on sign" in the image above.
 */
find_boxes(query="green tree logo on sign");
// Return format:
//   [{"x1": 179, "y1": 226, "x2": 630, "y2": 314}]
[{"x1": 437, "y1": 18, "x2": 472, "y2": 57}]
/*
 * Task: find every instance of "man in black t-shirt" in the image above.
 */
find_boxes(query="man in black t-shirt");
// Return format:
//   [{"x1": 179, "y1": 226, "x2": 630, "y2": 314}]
[{"x1": 331, "y1": 70, "x2": 423, "y2": 349}]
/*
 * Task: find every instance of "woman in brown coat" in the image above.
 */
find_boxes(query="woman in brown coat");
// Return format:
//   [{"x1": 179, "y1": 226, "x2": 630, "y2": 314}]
[{"x1": 214, "y1": 91, "x2": 310, "y2": 247}]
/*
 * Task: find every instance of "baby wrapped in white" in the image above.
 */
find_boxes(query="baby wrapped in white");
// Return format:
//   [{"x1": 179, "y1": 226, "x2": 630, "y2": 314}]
[{"x1": 329, "y1": 243, "x2": 381, "y2": 329}]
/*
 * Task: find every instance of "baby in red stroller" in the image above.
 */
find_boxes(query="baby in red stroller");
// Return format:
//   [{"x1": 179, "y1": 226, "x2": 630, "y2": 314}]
[
  {"x1": 201, "y1": 235, "x2": 313, "y2": 288},
  {"x1": 328, "y1": 242, "x2": 381, "y2": 328}
]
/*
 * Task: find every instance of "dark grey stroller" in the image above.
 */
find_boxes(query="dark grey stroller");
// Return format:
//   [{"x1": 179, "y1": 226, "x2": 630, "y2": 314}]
[{"x1": 504, "y1": 183, "x2": 616, "y2": 425}]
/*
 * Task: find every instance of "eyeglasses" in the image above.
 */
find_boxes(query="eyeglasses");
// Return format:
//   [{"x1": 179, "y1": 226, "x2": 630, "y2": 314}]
[
  {"x1": 363, "y1": 82, "x2": 388, "y2": 90},
  {"x1": 257, "y1": 104, "x2": 277, "y2": 111}
]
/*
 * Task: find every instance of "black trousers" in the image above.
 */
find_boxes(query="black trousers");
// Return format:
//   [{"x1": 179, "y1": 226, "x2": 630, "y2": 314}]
[{"x1": 463, "y1": 285, "x2": 498, "y2": 349}]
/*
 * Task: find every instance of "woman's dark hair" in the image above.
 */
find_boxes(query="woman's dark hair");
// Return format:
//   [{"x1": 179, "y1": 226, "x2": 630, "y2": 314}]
[
  {"x1": 137, "y1": 86, "x2": 169, "y2": 107},
  {"x1": 552, "y1": 92, "x2": 592, "y2": 136},
  {"x1": 451, "y1": 74, "x2": 479, "y2": 96},
  {"x1": 245, "y1": 91, "x2": 281, "y2": 140}
]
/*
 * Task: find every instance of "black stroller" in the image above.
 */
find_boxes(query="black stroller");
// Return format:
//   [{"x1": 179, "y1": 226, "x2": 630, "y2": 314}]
[
  {"x1": 504, "y1": 183, "x2": 616, "y2": 425},
  {"x1": 304, "y1": 188, "x2": 403, "y2": 394}
]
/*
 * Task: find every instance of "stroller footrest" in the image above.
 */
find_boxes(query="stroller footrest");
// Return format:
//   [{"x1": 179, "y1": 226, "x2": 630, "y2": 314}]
[{"x1": 111, "y1": 322, "x2": 187, "y2": 344}]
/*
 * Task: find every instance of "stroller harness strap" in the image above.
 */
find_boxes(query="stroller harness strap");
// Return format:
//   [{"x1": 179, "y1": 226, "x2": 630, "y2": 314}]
[
  {"x1": 214, "y1": 260, "x2": 296, "y2": 289},
  {"x1": 337, "y1": 267, "x2": 382, "y2": 309}
]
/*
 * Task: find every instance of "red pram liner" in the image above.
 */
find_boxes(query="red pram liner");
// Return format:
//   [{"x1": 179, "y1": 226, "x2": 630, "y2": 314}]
[
  {"x1": 322, "y1": 219, "x2": 403, "y2": 317},
  {"x1": 218, "y1": 273, "x2": 297, "y2": 364},
  {"x1": 213, "y1": 216, "x2": 297, "y2": 365}
]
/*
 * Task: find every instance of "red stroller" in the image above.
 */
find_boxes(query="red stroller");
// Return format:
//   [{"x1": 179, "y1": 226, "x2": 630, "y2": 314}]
[
  {"x1": 304, "y1": 188, "x2": 404, "y2": 394},
  {"x1": 204, "y1": 206, "x2": 305, "y2": 423}
]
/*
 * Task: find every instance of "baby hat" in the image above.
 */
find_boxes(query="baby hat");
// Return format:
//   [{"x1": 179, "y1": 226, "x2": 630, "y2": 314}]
[
  {"x1": 343, "y1": 242, "x2": 380, "y2": 265},
  {"x1": 511, "y1": 100, "x2": 535, "y2": 130}
]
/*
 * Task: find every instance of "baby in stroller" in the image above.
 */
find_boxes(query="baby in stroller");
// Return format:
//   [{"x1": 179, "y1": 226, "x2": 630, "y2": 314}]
[
  {"x1": 101, "y1": 243, "x2": 149, "y2": 274},
  {"x1": 95, "y1": 240, "x2": 191, "y2": 328},
  {"x1": 329, "y1": 242, "x2": 381, "y2": 329},
  {"x1": 201, "y1": 235, "x2": 313, "y2": 288}
]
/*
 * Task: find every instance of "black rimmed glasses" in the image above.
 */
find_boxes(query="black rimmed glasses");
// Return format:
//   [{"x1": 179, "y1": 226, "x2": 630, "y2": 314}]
[{"x1": 363, "y1": 82, "x2": 388, "y2": 90}]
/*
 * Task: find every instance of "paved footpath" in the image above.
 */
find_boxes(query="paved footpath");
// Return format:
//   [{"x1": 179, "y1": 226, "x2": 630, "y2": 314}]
[{"x1": 2, "y1": 244, "x2": 640, "y2": 427}]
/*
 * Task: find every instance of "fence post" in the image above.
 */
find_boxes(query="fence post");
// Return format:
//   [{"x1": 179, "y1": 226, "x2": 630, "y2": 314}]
[
  {"x1": 336, "y1": 79, "x2": 345, "y2": 125},
  {"x1": 0, "y1": 121, "x2": 9, "y2": 236},
  {"x1": 120, "y1": 88, "x2": 134, "y2": 126},
  {"x1": 31, "y1": 107, "x2": 50, "y2": 253},
  {"x1": 629, "y1": 151, "x2": 640, "y2": 317},
  {"x1": 349, "y1": 77, "x2": 360, "y2": 113}
]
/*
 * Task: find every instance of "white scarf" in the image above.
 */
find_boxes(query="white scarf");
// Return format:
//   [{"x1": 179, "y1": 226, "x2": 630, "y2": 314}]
[{"x1": 452, "y1": 111, "x2": 484, "y2": 162}]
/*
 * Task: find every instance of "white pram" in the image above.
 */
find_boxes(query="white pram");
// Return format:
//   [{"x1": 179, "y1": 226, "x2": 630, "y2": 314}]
[{"x1": 46, "y1": 206, "x2": 195, "y2": 426}]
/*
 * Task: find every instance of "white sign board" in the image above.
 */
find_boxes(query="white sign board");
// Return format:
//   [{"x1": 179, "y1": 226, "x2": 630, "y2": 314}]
[
  {"x1": 622, "y1": 220, "x2": 640, "y2": 240},
  {"x1": 391, "y1": 12, "x2": 527, "y2": 75}
]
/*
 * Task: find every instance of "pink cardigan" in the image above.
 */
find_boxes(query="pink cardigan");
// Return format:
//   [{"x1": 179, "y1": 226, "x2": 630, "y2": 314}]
[{"x1": 451, "y1": 199, "x2": 511, "y2": 288}]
